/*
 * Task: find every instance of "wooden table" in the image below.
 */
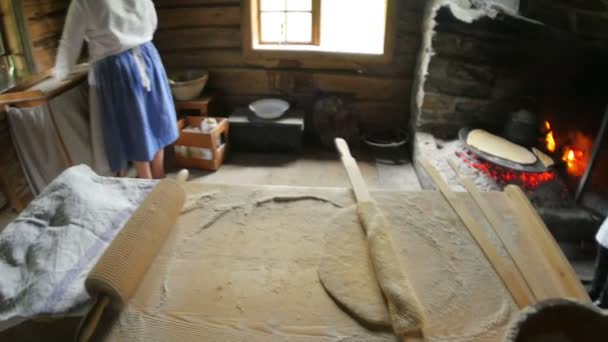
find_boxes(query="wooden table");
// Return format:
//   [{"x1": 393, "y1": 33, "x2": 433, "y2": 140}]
[
  {"x1": 0, "y1": 181, "x2": 588, "y2": 341},
  {"x1": 92, "y1": 183, "x2": 588, "y2": 342}
]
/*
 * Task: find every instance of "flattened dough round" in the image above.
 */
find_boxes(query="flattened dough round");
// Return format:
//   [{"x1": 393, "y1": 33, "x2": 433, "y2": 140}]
[
  {"x1": 318, "y1": 209, "x2": 391, "y2": 329},
  {"x1": 467, "y1": 129, "x2": 537, "y2": 165}
]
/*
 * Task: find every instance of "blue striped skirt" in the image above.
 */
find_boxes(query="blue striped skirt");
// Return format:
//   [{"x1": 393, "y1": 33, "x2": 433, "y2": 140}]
[{"x1": 94, "y1": 42, "x2": 178, "y2": 172}]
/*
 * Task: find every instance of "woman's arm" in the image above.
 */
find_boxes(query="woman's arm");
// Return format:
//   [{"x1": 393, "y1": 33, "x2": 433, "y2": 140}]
[{"x1": 54, "y1": 0, "x2": 86, "y2": 79}]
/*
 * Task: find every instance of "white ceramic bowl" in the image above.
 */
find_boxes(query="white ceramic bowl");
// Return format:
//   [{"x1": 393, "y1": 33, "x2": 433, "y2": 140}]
[
  {"x1": 249, "y1": 99, "x2": 290, "y2": 120},
  {"x1": 169, "y1": 70, "x2": 209, "y2": 101}
]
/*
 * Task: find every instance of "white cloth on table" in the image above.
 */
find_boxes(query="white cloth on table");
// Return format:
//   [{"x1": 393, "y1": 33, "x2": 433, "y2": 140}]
[{"x1": 0, "y1": 165, "x2": 154, "y2": 331}]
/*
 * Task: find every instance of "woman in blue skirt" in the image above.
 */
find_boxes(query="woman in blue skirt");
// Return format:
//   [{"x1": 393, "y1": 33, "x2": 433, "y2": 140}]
[{"x1": 54, "y1": 0, "x2": 178, "y2": 179}]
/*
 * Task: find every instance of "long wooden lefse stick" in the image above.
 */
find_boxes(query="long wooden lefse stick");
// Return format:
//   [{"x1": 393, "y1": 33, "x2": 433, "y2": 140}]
[
  {"x1": 420, "y1": 160, "x2": 534, "y2": 309},
  {"x1": 335, "y1": 139, "x2": 424, "y2": 341},
  {"x1": 334, "y1": 138, "x2": 372, "y2": 203},
  {"x1": 504, "y1": 185, "x2": 591, "y2": 303},
  {"x1": 447, "y1": 159, "x2": 537, "y2": 305}
]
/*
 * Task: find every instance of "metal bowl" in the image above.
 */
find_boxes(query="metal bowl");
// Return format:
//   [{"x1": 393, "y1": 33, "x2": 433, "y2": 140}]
[
  {"x1": 249, "y1": 98, "x2": 290, "y2": 120},
  {"x1": 362, "y1": 129, "x2": 410, "y2": 164}
]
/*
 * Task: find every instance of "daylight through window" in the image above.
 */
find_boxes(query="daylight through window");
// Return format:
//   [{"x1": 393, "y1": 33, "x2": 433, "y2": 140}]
[{"x1": 255, "y1": 0, "x2": 388, "y2": 55}]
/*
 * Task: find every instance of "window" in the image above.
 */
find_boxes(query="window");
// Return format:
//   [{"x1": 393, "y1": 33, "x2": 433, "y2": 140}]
[
  {"x1": 246, "y1": 0, "x2": 394, "y2": 59},
  {"x1": 259, "y1": 0, "x2": 320, "y2": 45}
]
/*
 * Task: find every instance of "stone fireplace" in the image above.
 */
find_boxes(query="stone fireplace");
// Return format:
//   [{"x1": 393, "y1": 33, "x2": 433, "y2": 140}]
[{"x1": 410, "y1": 0, "x2": 608, "y2": 243}]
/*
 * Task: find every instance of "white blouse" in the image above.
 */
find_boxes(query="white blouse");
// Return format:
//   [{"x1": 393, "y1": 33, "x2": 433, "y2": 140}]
[{"x1": 54, "y1": 0, "x2": 158, "y2": 80}]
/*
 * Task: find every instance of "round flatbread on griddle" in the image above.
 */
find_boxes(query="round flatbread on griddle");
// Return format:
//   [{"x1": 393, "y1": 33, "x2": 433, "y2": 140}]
[{"x1": 467, "y1": 129, "x2": 538, "y2": 165}]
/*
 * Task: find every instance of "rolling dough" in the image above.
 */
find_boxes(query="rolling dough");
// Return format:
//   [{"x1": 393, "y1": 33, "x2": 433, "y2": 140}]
[
  {"x1": 318, "y1": 208, "x2": 392, "y2": 330},
  {"x1": 358, "y1": 201, "x2": 424, "y2": 336},
  {"x1": 319, "y1": 203, "x2": 424, "y2": 337},
  {"x1": 467, "y1": 129, "x2": 537, "y2": 165}
]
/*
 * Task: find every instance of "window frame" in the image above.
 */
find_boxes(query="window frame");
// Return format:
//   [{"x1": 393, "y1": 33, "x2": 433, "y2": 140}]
[
  {"x1": 257, "y1": 0, "x2": 321, "y2": 46},
  {"x1": 243, "y1": 0, "x2": 397, "y2": 66}
]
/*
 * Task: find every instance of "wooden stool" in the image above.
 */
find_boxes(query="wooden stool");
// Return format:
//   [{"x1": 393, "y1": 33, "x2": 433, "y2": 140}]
[{"x1": 175, "y1": 95, "x2": 215, "y2": 117}]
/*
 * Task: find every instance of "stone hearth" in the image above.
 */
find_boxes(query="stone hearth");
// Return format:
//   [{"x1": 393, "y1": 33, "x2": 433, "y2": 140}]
[{"x1": 409, "y1": 0, "x2": 608, "y2": 245}]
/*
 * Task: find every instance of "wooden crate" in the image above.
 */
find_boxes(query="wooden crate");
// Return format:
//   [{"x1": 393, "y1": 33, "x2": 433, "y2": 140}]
[{"x1": 173, "y1": 116, "x2": 229, "y2": 171}]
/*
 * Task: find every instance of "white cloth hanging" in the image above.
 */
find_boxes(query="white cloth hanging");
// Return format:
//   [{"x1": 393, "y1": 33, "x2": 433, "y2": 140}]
[
  {"x1": 7, "y1": 80, "x2": 112, "y2": 195},
  {"x1": 88, "y1": 85, "x2": 112, "y2": 175},
  {"x1": 6, "y1": 106, "x2": 70, "y2": 195}
]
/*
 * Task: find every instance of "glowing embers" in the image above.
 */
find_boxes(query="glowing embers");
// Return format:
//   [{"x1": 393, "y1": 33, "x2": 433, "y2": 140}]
[{"x1": 456, "y1": 150, "x2": 557, "y2": 191}]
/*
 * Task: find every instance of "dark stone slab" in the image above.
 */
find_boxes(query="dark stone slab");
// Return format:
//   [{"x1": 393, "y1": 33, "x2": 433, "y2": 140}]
[{"x1": 228, "y1": 108, "x2": 304, "y2": 153}]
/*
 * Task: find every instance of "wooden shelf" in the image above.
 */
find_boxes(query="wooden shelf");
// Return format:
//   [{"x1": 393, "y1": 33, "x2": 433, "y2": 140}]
[{"x1": 175, "y1": 94, "x2": 216, "y2": 117}]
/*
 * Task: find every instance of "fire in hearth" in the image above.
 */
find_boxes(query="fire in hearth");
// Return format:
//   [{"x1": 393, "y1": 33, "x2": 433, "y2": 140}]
[
  {"x1": 544, "y1": 121, "x2": 556, "y2": 153},
  {"x1": 543, "y1": 121, "x2": 592, "y2": 177},
  {"x1": 562, "y1": 148, "x2": 585, "y2": 177}
]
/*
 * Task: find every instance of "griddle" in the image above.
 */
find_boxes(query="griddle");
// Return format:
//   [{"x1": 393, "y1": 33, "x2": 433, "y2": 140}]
[{"x1": 458, "y1": 127, "x2": 549, "y2": 173}]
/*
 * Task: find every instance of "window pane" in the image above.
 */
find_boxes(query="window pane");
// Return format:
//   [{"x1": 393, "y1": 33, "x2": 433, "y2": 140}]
[
  {"x1": 320, "y1": 0, "x2": 386, "y2": 54},
  {"x1": 286, "y1": 0, "x2": 312, "y2": 11},
  {"x1": 286, "y1": 12, "x2": 312, "y2": 43},
  {"x1": 260, "y1": 12, "x2": 286, "y2": 43},
  {"x1": 261, "y1": 0, "x2": 286, "y2": 11}
]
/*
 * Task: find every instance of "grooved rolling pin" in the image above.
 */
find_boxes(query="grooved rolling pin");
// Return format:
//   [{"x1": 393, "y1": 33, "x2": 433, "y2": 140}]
[{"x1": 77, "y1": 172, "x2": 188, "y2": 342}]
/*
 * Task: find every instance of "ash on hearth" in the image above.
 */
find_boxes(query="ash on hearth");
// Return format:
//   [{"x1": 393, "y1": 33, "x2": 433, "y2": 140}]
[{"x1": 414, "y1": 132, "x2": 568, "y2": 196}]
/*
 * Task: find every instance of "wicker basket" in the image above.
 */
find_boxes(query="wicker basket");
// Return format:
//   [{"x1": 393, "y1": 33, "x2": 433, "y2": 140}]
[{"x1": 169, "y1": 70, "x2": 209, "y2": 101}]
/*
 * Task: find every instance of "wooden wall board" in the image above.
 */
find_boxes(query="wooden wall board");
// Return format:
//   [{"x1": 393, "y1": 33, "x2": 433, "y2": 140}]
[
  {"x1": 153, "y1": 0, "x2": 424, "y2": 134},
  {"x1": 21, "y1": 0, "x2": 70, "y2": 71},
  {"x1": 157, "y1": 6, "x2": 241, "y2": 28}
]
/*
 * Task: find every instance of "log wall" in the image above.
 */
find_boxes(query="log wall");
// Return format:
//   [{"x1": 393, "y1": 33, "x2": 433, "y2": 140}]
[
  {"x1": 154, "y1": 0, "x2": 425, "y2": 136},
  {"x1": 23, "y1": 0, "x2": 71, "y2": 71},
  {"x1": 0, "y1": 0, "x2": 69, "y2": 211}
]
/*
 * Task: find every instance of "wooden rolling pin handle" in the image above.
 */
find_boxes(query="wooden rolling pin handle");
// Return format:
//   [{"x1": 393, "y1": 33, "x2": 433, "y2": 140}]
[
  {"x1": 77, "y1": 296, "x2": 110, "y2": 342},
  {"x1": 176, "y1": 169, "x2": 189, "y2": 184},
  {"x1": 335, "y1": 138, "x2": 353, "y2": 159}
]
